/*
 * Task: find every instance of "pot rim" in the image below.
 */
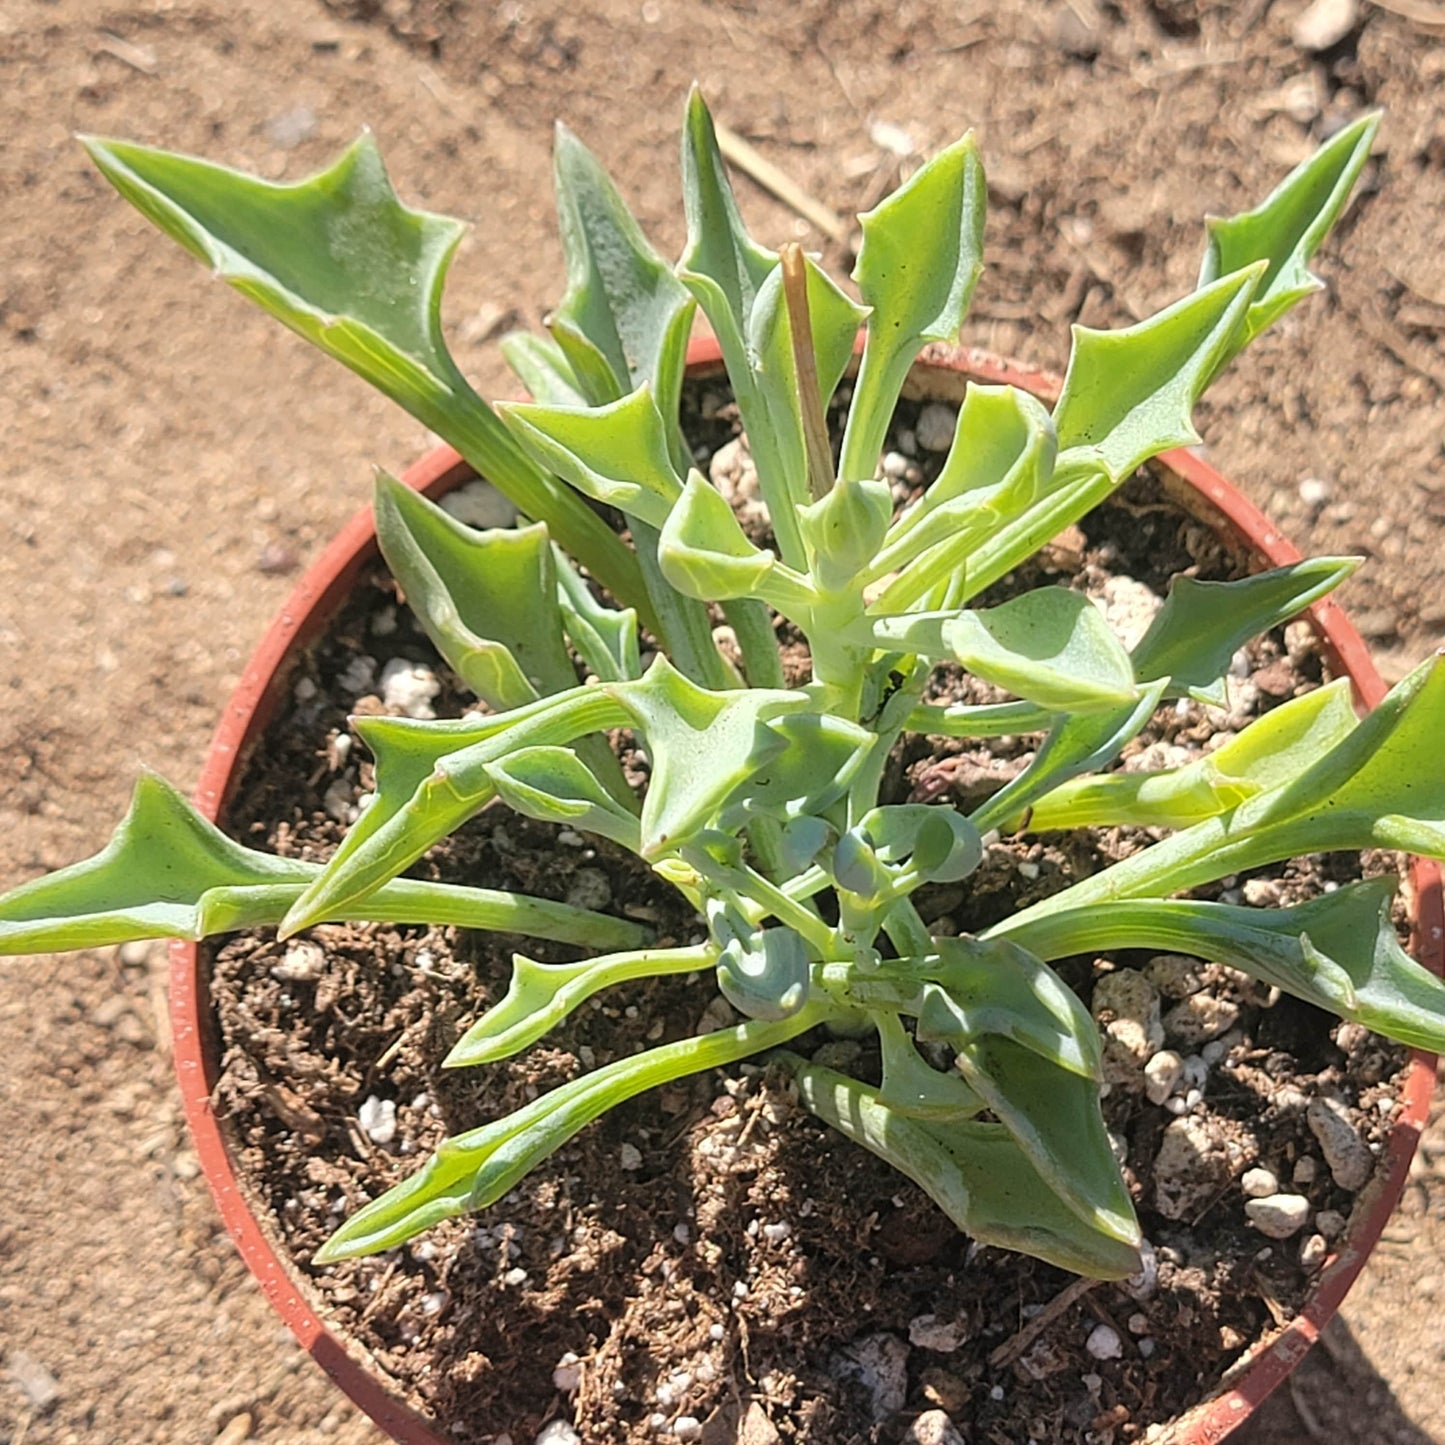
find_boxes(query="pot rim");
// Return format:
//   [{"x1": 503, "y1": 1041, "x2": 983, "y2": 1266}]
[{"x1": 169, "y1": 338, "x2": 1444, "y2": 1445}]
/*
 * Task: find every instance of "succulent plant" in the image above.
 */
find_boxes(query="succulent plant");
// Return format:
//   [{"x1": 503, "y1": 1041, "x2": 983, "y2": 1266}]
[{"x1": 5, "y1": 94, "x2": 1442, "y2": 1280}]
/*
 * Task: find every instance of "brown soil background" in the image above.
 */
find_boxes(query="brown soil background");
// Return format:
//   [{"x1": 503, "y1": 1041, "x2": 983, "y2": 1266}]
[{"x1": 1, "y1": 1, "x2": 1442, "y2": 1442}]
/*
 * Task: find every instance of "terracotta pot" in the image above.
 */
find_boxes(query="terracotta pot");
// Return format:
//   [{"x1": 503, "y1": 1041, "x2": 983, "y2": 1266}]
[{"x1": 170, "y1": 340, "x2": 1445, "y2": 1445}]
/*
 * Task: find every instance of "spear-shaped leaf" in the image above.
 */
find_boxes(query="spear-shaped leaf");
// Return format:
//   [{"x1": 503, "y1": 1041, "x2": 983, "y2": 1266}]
[
  {"x1": 499, "y1": 331, "x2": 590, "y2": 407},
  {"x1": 549, "y1": 122, "x2": 698, "y2": 427},
  {"x1": 0, "y1": 773, "x2": 647, "y2": 954},
  {"x1": 445, "y1": 943, "x2": 712, "y2": 1067},
  {"x1": 1003, "y1": 878, "x2": 1445, "y2": 1055},
  {"x1": 1131, "y1": 557, "x2": 1360, "y2": 704},
  {"x1": 81, "y1": 134, "x2": 646, "y2": 616},
  {"x1": 375, "y1": 475, "x2": 577, "y2": 710},
  {"x1": 783, "y1": 1054, "x2": 1141, "y2": 1277},
  {"x1": 317, "y1": 1005, "x2": 828, "y2": 1261},
  {"x1": 840, "y1": 133, "x2": 987, "y2": 482},
  {"x1": 499, "y1": 386, "x2": 684, "y2": 528},
  {"x1": 555, "y1": 548, "x2": 641, "y2": 683},
  {"x1": 1051, "y1": 264, "x2": 1263, "y2": 484},
  {"x1": 483, "y1": 746, "x2": 641, "y2": 849},
  {"x1": 1200, "y1": 112, "x2": 1380, "y2": 372}
]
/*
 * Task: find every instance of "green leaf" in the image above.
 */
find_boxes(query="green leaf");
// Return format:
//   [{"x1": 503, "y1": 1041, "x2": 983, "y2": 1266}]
[
  {"x1": 1005, "y1": 878, "x2": 1445, "y2": 1055},
  {"x1": 677, "y1": 87, "x2": 777, "y2": 367},
  {"x1": 445, "y1": 943, "x2": 711, "y2": 1067},
  {"x1": 1132, "y1": 557, "x2": 1360, "y2": 703},
  {"x1": 864, "y1": 589, "x2": 1141, "y2": 713},
  {"x1": 797, "y1": 477, "x2": 893, "y2": 596},
  {"x1": 1052, "y1": 265, "x2": 1263, "y2": 483},
  {"x1": 719, "y1": 713, "x2": 876, "y2": 825},
  {"x1": 950, "y1": 1033, "x2": 1139, "y2": 1251},
  {"x1": 499, "y1": 386, "x2": 684, "y2": 528},
  {"x1": 971, "y1": 679, "x2": 1170, "y2": 835},
  {"x1": 1201, "y1": 113, "x2": 1380, "y2": 370},
  {"x1": 549, "y1": 122, "x2": 697, "y2": 425},
  {"x1": 317, "y1": 1005, "x2": 828, "y2": 1260},
  {"x1": 554, "y1": 547, "x2": 641, "y2": 683},
  {"x1": 855, "y1": 805, "x2": 983, "y2": 886},
  {"x1": 280, "y1": 685, "x2": 635, "y2": 934},
  {"x1": 0, "y1": 773, "x2": 648, "y2": 954},
  {"x1": 81, "y1": 133, "x2": 647, "y2": 618},
  {"x1": 868, "y1": 385, "x2": 1056, "y2": 611},
  {"x1": 783, "y1": 1054, "x2": 1141, "y2": 1277},
  {"x1": 483, "y1": 746, "x2": 641, "y2": 848},
  {"x1": 716, "y1": 925, "x2": 811, "y2": 1021},
  {"x1": 657, "y1": 471, "x2": 778, "y2": 602},
  {"x1": 374, "y1": 475, "x2": 576, "y2": 710},
  {"x1": 1018, "y1": 677, "x2": 1359, "y2": 833},
  {"x1": 874, "y1": 1013, "x2": 984, "y2": 1121},
  {"x1": 609, "y1": 658, "x2": 811, "y2": 856},
  {"x1": 499, "y1": 331, "x2": 590, "y2": 407},
  {"x1": 840, "y1": 133, "x2": 987, "y2": 482}
]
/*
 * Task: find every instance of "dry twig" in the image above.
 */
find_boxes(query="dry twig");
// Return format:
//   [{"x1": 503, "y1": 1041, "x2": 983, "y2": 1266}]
[{"x1": 714, "y1": 122, "x2": 847, "y2": 244}]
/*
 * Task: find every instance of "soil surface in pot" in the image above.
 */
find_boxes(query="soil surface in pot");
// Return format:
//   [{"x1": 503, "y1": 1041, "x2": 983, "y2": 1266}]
[{"x1": 205, "y1": 387, "x2": 1411, "y2": 1445}]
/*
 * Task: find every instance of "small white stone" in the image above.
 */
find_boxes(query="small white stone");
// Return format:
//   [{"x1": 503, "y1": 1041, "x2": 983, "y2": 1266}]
[
  {"x1": 271, "y1": 940, "x2": 325, "y2": 982},
  {"x1": 673, "y1": 1222, "x2": 691, "y2": 1245},
  {"x1": 915, "y1": 403, "x2": 958, "y2": 453},
  {"x1": 903, "y1": 1409, "x2": 966, "y2": 1445},
  {"x1": 380, "y1": 658, "x2": 441, "y2": 719},
  {"x1": 732, "y1": 1281, "x2": 749, "y2": 1300},
  {"x1": 553, "y1": 1353, "x2": 582, "y2": 1393},
  {"x1": 1144, "y1": 1050, "x2": 1185, "y2": 1105},
  {"x1": 1163, "y1": 992, "x2": 1240, "y2": 1045},
  {"x1": 503, "y1": 1266, "x2": 529, "y2": 1287},
  {"x1": 881, "y1": 450, "x2": 911, "y2": 480},
  {"x1": 761, "y1": 1221, "x2": 792, "y2": 1244},
  {"x1": 1245, "y1": 1193, "x2": 1312, "y2": 1239},
  {"x1": 1123, "y1": 1239, "x2": 1159, "y2": 1301},
  {"x1": 1241, "y1": 1167, "x2": 1279, "y2": 1198},
  {"x1": 673, "y1": 1418, "x2": 702, "y2": 1442},
  {"x1": 1292, "y1": 0, "x2": 1358, "y2": 51},
  {"x1": 1128, "y1": 1312, "x2": 1149, "y2": 1335},
  {"x1": 534, "y1": 1422, "x2": 581, "y2": 1445},
  {"x1": 1299, "y1": 1233, "x2": 1329, "y2": 1271},
  {"x1": 338, "y1": 654, "x2": 377, "y2": 695},
  {"x1": 1085, "y1": 1324, "x2": 1123, "y2": 1360},
  {"x1": 708, "y1": 1323, "x2": 725, "y2": 1341},
  {"x1": 358, "y1": 1095, "x2": 397, "y2": 1145},
  {"x1": 441, "y1": 479, "x2": 518, "y2": 530},
  {"x1": 619, "y1": 1142, "x2": 643, "y2": 1172}
]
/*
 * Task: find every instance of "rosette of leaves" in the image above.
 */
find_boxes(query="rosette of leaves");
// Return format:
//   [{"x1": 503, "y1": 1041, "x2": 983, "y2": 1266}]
[{"x1": 6, "y1": 95, "x2": 1444, "y2": 1280}]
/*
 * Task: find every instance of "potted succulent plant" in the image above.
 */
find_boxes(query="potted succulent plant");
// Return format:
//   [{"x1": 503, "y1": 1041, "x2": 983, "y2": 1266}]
[{"x1": 3, "y1": 90, "x2": 1443, "y2": 1442}]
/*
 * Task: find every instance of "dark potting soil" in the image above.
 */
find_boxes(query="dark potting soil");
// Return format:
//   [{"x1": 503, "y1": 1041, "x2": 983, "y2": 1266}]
[{"x1": 207, "y1": 384, "x2": 1410, "y2": 1445}]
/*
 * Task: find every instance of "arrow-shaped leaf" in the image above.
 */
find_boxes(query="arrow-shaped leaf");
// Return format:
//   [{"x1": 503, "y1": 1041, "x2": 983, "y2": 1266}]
[
  {"x1": 840, "y1": 133, "x2": 987, "y2": 481},
  {"x1": 82, "y1": 133, "x2": 646, "y2": 616},
  {"x1": 1131, "y1": 556, "x2": 1360, "y2": 704},
  {"x1": 483, "y1": 745, "x2": 641, "y2": 849}
]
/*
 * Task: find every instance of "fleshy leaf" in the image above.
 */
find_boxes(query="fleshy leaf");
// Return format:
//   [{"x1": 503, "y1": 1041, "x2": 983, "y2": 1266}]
[
  {"x1": 875, "y1": 1013, "x2": 984, "y2": 1121},
  {"x1": 1018, "y1": 678, "x2": 1359, "y2": 833},
  {"x1": 869, "y1": 385, "x2": 1056, "y2": 611},
  {"x1": 717, "y1": 926, "x2": 811, "y2": 1021},
  {"x1": 499, "y1": 387, "x2": 684, "y2": 528},
  {"x1": 81, "y1": 134, "x2": 645, "y2": 615},
  {"x1": 445, "y1": 944, "x2": 710, "y2": 1067},
  {"x1": 863, "y1": 589, "x2": 1140, "y2": 713},
  {"x1": 375, "y1": 475, "x2": 576, "y2": 709},
  {"x1": 783, "y1": 1055, "x2": 1140, "y2": 1277},
  {"x1": 610, "y1": 658, "x2": 811, "y2": 856},
  {"x1": 554, "y1": 548, "x2": 641, "y2": 683},
  {"x1": 0, "y1": 773, "x2": 646, "y2": 954},
  {"x1": 1005, "y1": 878, "x2": 1445, "y2": 1055},
  {"x1": 855, "y1": 805, "x2": 983, "y2": 886},
  {"x1": 483, "y1": 746, "x2": 641, "y2": 849},
  {"x1": 549, "y1": 122, "x2": 697, "y2": 425},
  {"x1": 317, "y1": 1007, "x2": 826, "y2": 1260},
  {"x1": 719, "y1": 713, "x2": 875, "y2": 825},
  {"x1": 971, "y1": 679, "x2": 1170, "y2": 836},
  {"x1": 657, "y1": 471, "x2": 778, "y2": 602},
  {"x1": 1201, "y1": 113, "x2": 1379, "y2": 369},
  {"x1": 841, "y1": 133, "x2": 987, "y2": 481},
  {"x1": 797, "y1": 477, "x2": 893, "y2": 596},
  {"x1": 1131, "y1": 557, "x2": 1360, "y2": 703},
  {"x1": 498, "y1": 331, "x2": 590, "y2": 407},
  {"x1": 1051, "y1": 265, "x2": 1263, "y2": 483}
]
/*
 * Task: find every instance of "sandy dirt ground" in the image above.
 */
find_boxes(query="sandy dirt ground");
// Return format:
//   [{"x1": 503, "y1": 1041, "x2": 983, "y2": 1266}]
[{"x1": 1, "y1": 0, "x2": 1443, "y2": 1441}]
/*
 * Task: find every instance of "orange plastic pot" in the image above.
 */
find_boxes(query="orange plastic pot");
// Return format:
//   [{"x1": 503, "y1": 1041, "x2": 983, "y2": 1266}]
[{"x1": 169, "y1": 340, "x2": 1444, "y2": 1444}]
